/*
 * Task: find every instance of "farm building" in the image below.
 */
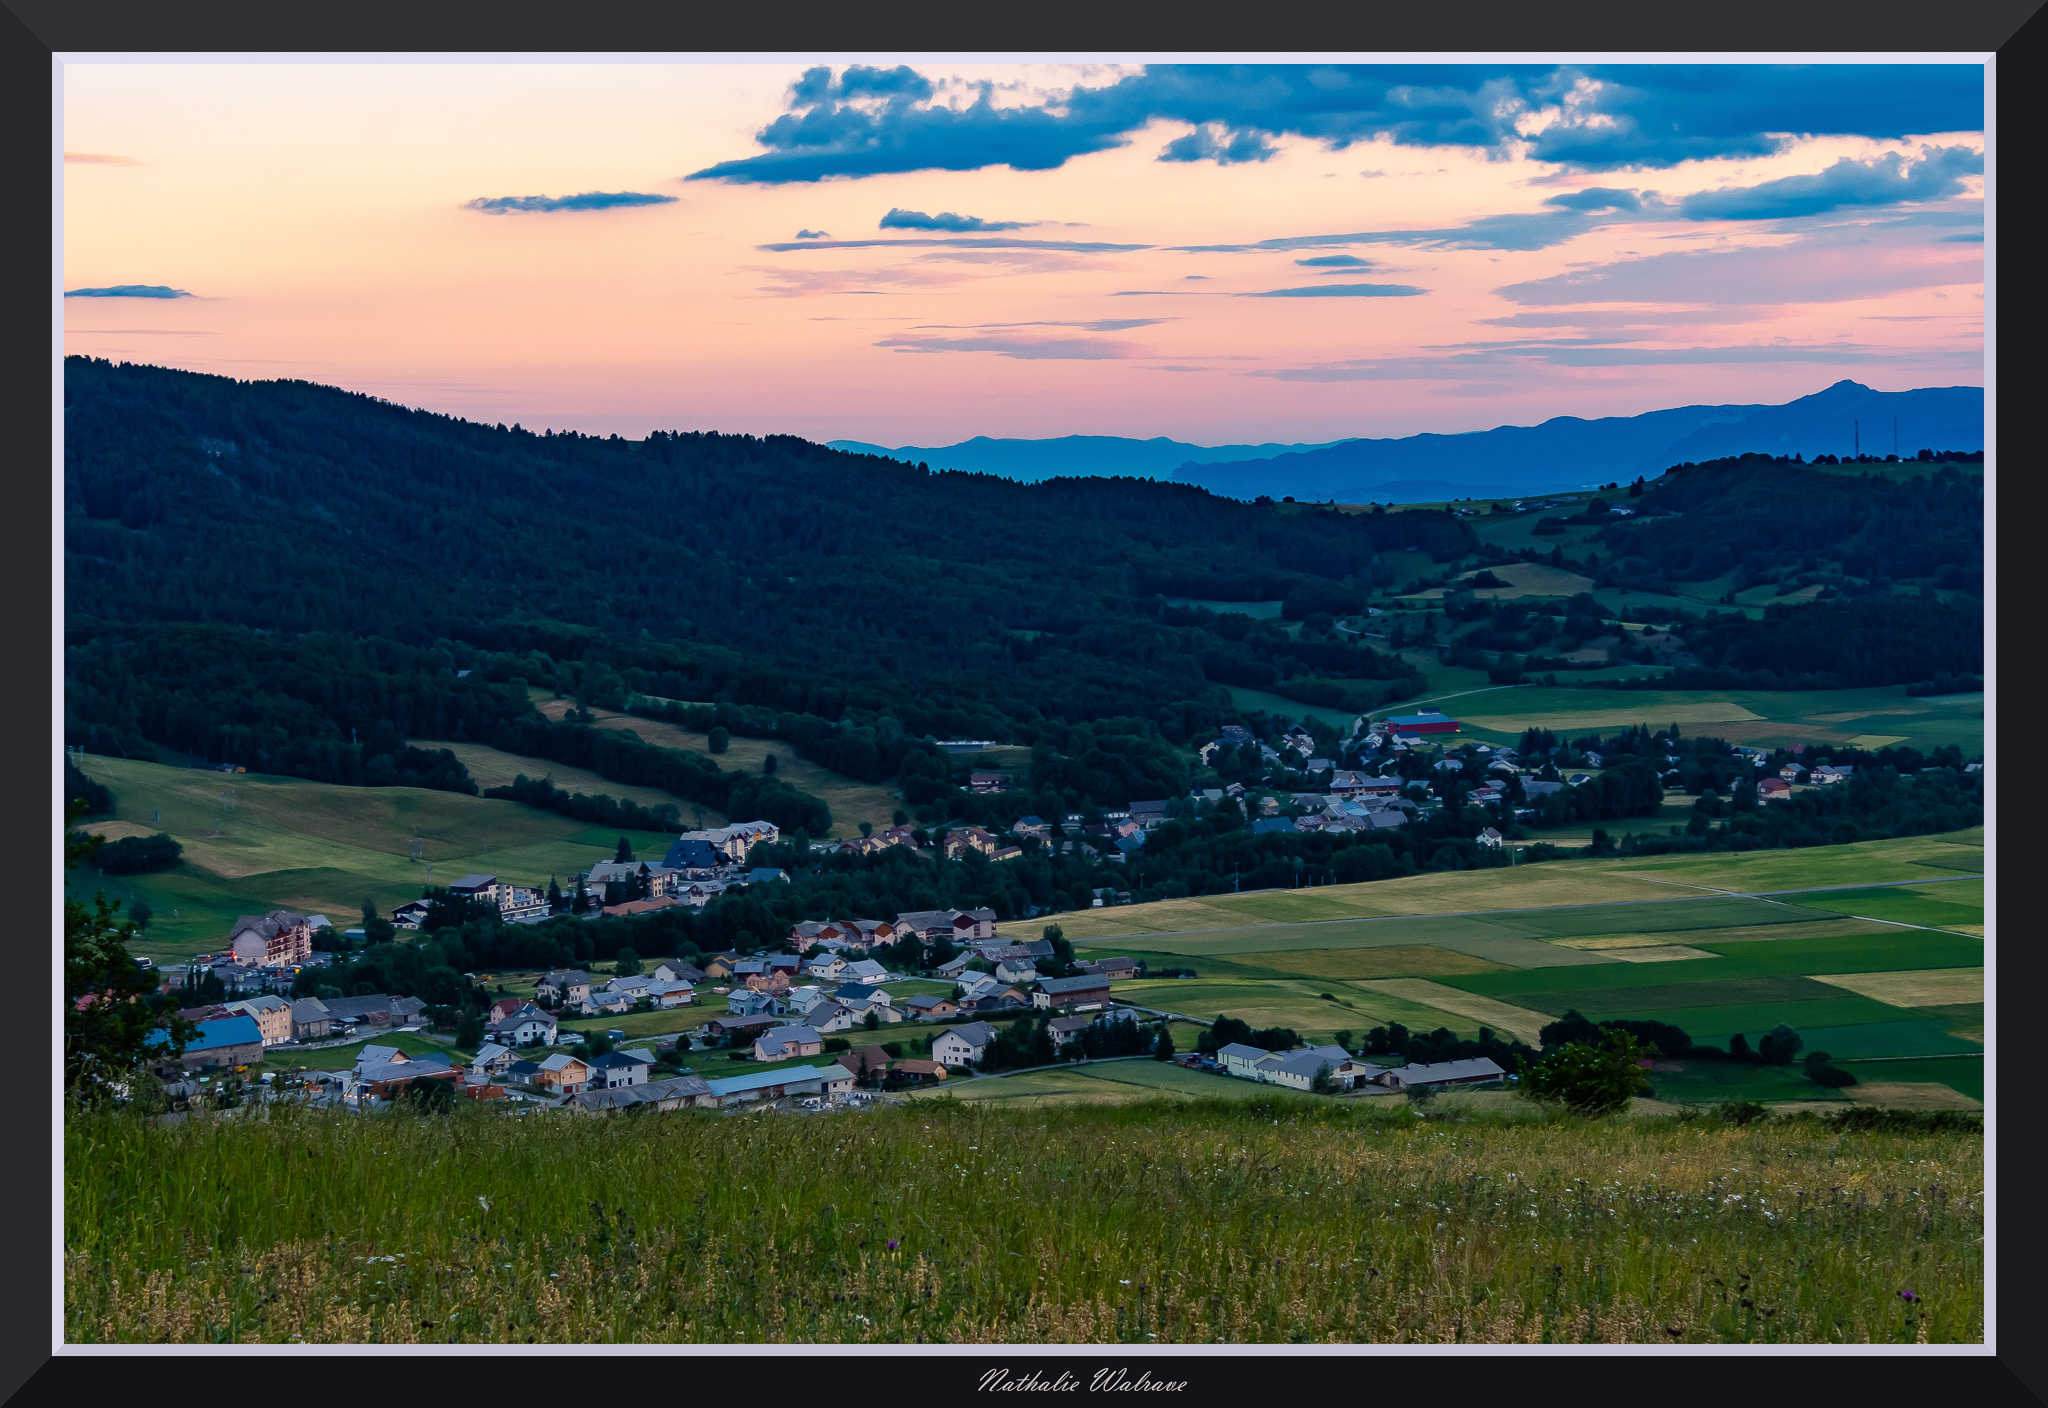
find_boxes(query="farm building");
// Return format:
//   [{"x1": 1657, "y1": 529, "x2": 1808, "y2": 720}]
[
  {"x1": 1375, "y1": 1057, "x2": 1507, "y2": 1090},
  {"x1": 1385, "y1": 710, "x2": 1461, "y2": 737}
]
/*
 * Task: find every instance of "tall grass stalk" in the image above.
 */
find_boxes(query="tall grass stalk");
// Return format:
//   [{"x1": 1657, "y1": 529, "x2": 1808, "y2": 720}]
[{"x1": 64, "y1": 1097, "x2": 1980, "y2": 1344}]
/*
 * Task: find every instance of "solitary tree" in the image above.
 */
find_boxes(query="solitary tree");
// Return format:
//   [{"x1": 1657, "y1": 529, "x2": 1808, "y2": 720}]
[
  {"x1": 707, "y1": 726, "x2": 731, "y2": 755},
  {"x1": 762, "y1": 753, "x2": 777, "y2": 774},
  {"x1": 614, "y1": 836, "x2": 634, "y2": 863},
  {"x1": 614, "y1": 947, "x2": 642, "y2": 977},
  {"x1": 1152, "y1": 1026, "x2": 1176, "y2": 1061},
  {"x1": 1517, "y1": 1029, "x2": 1654, "y2": 1117},
  {"x1": 1757, "y1": 1023, "x2": 1804, "y2": 1066}
]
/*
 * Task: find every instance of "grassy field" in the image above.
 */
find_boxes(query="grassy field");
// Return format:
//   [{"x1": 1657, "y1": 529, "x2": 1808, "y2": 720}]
[
  {"x1": 409, "y1": 739, "x2": 721, "y2": 823},
  {"x1": 67, "y1": 757, "x2": 676, "y2": 963},
  {"x1": 1404, "y1": 562, "x2": 1596, "y2": 601},
  {"x1": 259, "y1": 1031, "x2": 455, "y2": 1075},
  {"x1": 63, "y1": 1100, "x2": 1982, "y2": 1343},
  {"x1": 1441, "y1": 684, "x2": 1981, "y2": 754},
  {"x1": 546, "y1": 705, "x2": 903, "y2": 838}
]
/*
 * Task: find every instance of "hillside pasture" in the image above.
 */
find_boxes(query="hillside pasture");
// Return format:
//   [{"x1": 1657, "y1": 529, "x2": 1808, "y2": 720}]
[
  {"x1": 66, "y1": 757, "x2": 671, "y2": 962},
  {"x1": 1808, "y1": 968, "x2": 1983, "y2": 1009},
  {"x1": 409, "y1": 739, "x2": 715, "y2": 821}
]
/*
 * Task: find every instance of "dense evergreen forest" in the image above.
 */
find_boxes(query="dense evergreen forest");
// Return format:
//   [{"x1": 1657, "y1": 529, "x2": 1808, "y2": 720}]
[{"x1": 66, "y1": 358, "x2": 1462, "y2": 808}]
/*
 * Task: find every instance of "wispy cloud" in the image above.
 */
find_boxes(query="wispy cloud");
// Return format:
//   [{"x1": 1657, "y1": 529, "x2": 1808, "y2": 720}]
[
  {"x1": 64, "y1": 284, "x2": 190, "y2": 298},
  {"x1": 463, "y1": 191, "x2": 678, "y2": 214},
  {"x1": 910, "y1": 318, "x2": 1169, "y2": 331},
  {"x1": 759, "y1": 236, "x2": 1145, "y2": 253},
  {"x1": 876, "y1": 331, "x2": 1151, "y2": 360},
  {"x1": 65, "y1": 152, "x2": 141, "y2": 166},
  {"x1": 1295, "y1": 254, "x2": 1374, "y2": 267},
  {"x1": 1242, "y1": 282, "x2": 1427, "y2": 298},
  {"x1": 879, "y1": 207, "x2": 1036, "y2": 232}
]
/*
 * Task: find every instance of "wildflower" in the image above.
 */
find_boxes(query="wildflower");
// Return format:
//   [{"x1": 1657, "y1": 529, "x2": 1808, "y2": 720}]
[
  {"x1": 1900, "y1": 1290, "x2": 1919, "y2": 1302},
  {"x1": 886, "y1": 1239, "x2": 900, "y2": 1250}
]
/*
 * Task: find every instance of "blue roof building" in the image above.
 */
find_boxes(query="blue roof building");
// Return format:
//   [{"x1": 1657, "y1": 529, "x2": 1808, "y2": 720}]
[{"x1": 146, "y1": 1013, "x2": 262, "y2": 1058}]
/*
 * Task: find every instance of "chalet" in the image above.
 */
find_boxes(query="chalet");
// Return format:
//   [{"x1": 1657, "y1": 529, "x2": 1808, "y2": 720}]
[
  {"x1": 1811, "y1": 764, "x2": 1855, "y2": 785},
  {"x1": 585, "y1": 1050, "x2": 653, "y2": 1089},
  {"x1": 969, "y1": 771, "x2": 1007, "y2": 794},
  {"x1": 1078, "y1": 956, "x2": 1138, "y2": 981},
  {"x1": 650, "y1": 959, "x2": 706, "y2": 985},
  {"x1": 471, "y1": 1043, "x2": 516, "y2": 1076},
  {"x1": 391, "y1": 901, "x2": 431, "y2": 929},
  {"x1": 841, "y1": 957, "x2": 890, "y2": 984},
  {"x1": 1011, "y1": 815, "x2": 1052, "y2": 841},
  {"x1": 497, "y1": 884, "x2": 551, "y2": 922},
  {"x1": 1033, "y1": 974, "x2": 1112, "y2": 1012},
  {"x1": 601, "y1": 896, "x2": 685, "y2": 918},
  {"x1": 727, "y1": 989, "x2": 785, "y2": 1017},
  {"x1": 804, "y1": 954, "x2": 848, "y2": 980},
  {"x1": 1249, "y1": 816, "x2": 1297, "y2": 836},
  {"x1": 896, "y1": 908, "x2": 998, "y2": 945},
  {"x1": 533, "y1": 1053, "x2": 591, "y2": 1095},
  {"x1": 536, "y1": 970, "x2": 593, "y2": 1007},
  {"x1": 903, "y1": 994, "x2": 959, "y2": 1020},
  {"x1": 933, "y1": 1021, "x2": 998, "y2": 1068},
  {"x1": 665, "y1": 839, "x2": 728, "y2": 872},
  {"x1": 354, "y1": 1057, "x2": 461, "y2": 1102},
  {"x1": 584, "y1": 990, "x2": 633, "y2": 1015},
  {"x1": 753, "y1": 1024, "x2": 823, "y2": 1061},
  {"x1": 1048, "y1": 1014, "x2": 1095, "y2": 1043},
  {"x1": 743, "y1": 868, "x2": 790, "y2": 885},
  {"x1": 1477, "y1": 828, "x2": 1504, "y2": 848},
  {"x1": 839, "y1": 1045, "x2": 892, "y2": 1081},
  {"x1": 935, "y1": 953, "x2": 974, "y2": 979},
  {"x1": 944, "y1": 826, "x2": 999, "y2": 859},
  {"x1": 1374, "y1": 1057, "x2": 1506, "y2": 1090},
  {"x1": 992, "y1": 957, "x2": 1041, "y2": 985},
  {"x1": 486, "y1": 1006, "x2": 557, "y2": 1047},
  {"x1": 893, "y1": 1058, "x2": 948, "y2": 1084},
  {"x1": 448, "y1": 873, "x2": 499, "y2": 904},
  {"x1": 226, "y1": 910, "x2": 316, "y2": 967},
  {"x1": 1758, "y1": 777, "x2": 1793, "y2": 802}
]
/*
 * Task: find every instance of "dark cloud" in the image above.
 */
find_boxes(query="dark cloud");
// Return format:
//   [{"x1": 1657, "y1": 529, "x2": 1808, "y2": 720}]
[
  {"x1": 1543, "y1": 186, "x2": 1642, "y2": 212},
  {"x1": 1295, "y1": 254, "x2": 1373, "y2": 267},
  {"x1": 1158, "y1": 124, "x2": 1278, "y2": 164},
  {"x1": 795, "y1": 229, "x2": 830, "y2": 239},
  {"x1": 1676, "y1": 145, "x2": 1981, "y2": 221},
  {"x1": 758, "y1": 236, "x2": 1144, "y2": 253},
  {"x1": 875, "y1": 332, "x2": 1147, "y2": 360},
  {"x1": 879, "y1": 207, "x2": 1035, "y2": 232},
  {"x1": 64, "y1": 284, "x2": 190, "y2": 298},
  {"x1": 1244, "y1": 282, "x2": 1428, "y2": 298},
  {"x1": 464, "y1": 191, "x2": 678, "y2": 214},
  {"x1": 688, "y1": 63, "x2": 1983, "y2": 184}
]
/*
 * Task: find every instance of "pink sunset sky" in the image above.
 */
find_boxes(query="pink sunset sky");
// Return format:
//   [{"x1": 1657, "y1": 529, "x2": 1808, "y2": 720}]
[{"x1": 60, "y1": 60, "x2": 1985, "y2": 447}]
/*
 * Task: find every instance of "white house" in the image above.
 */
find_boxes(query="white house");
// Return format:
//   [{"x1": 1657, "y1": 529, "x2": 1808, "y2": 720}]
[{"x1": 933, "y1": 1021, "x2": 997, "y2": 1068}]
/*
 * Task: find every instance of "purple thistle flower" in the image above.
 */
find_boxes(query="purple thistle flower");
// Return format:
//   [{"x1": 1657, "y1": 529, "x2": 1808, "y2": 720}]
[
  {"x1": 1899, "y1": 1290, "x2": 1919, "y2": 1302},
  {"x1": 886, "y1": 1239, "x2": 900, "y2": 1251}
]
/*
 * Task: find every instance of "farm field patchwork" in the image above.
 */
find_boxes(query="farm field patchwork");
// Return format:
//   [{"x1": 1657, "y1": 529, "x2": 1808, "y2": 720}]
[
  {"x1": 1350, "y1": 979, "x2": 1554, "y2": 1045},
  {"x1": 1436, "y1": 684, "x2": 1980, "y2": 754},
  {"x1": 1783, "y1": 882, "x2": 1983, "y2": 931},
  {"x1": 407, "y1": 739, "x2": 710, "y2": 819},
  {"x1": 1837, "y1": 1057, "x2": 1984, "y2": 1103}
]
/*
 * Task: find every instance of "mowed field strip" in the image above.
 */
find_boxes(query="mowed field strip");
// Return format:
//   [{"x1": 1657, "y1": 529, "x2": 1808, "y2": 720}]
[
  {"x1": 1809, "y1": 968, "x2": 1984, "y2": 1008},
  {"x1": 1462, "y1": 701, "x2": 1764, "y2": 731},
  {"x1": 1351, "y1": 980, "x2": 1555, "y2": 1045}
]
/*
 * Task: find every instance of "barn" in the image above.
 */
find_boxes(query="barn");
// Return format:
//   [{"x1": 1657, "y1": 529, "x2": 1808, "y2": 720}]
[{"x1": 1386, "y1": 710, "x2": 1461, "y2": 736}]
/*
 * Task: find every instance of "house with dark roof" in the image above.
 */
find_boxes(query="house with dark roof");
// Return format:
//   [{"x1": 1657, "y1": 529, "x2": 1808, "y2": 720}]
[
  {"x1": 570, "y1": 1072, "x2": 715, "y2": 1112},
  {"x1": 932, "y1": 1021, "x2": 998, "y2": 1068},
  {"x1": 585, "y1": 1050, "x2": 653, "y2": 1089},
  {"x1": 753, "y1": 1024, "x2": 822, "y2": 1062},
  {"x1": 1032, "y1": 974, "x2": 1112, "y2": 1012}
]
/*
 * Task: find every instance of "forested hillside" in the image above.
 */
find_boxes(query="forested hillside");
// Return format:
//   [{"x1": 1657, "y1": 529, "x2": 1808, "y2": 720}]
[{"x1": 64, "y1": 358, "x2": 1461, "y2": 805}]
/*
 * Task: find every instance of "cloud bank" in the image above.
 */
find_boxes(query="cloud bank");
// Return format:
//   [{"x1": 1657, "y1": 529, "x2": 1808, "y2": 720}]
[{"x1": 687, "y1": 63, "x2": 1983, "y2": 184}]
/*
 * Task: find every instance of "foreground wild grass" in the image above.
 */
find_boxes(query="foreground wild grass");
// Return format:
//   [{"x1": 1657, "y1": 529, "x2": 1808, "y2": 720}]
[{"x1": 64, "y1": 1099, "x2": 1981, "y2": 1344}]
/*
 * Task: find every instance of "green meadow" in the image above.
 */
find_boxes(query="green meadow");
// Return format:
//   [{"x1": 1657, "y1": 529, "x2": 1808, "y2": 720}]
[
  {"x1": 68, "y1": 756, "x2": 675, "y2": 962},
  {"x1": 64, "y1": 1099, "x2": 1983, "y2": 1343}
]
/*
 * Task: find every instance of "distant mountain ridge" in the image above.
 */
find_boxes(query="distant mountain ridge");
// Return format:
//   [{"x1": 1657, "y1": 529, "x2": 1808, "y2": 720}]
[
  {"x1": 1172, "y1": 380, "x2": 1984, "y2": 504},
  {"x1": 826, "y1": 434, "x2": 1350, "y2": 483}
]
